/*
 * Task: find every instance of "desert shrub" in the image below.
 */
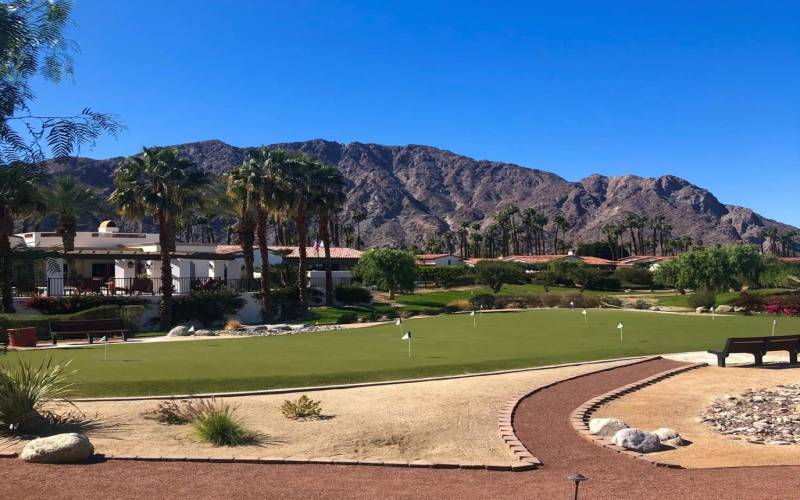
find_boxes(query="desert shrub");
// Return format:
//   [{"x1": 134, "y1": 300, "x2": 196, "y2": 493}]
[
  {"x1": 614, "y1": 267, "x2": 654, "y2": 287},
  {"x1": 224, "y1": 319, "x2": 242, "y2": 331},
  {"x1": 0, "y1": 357, "x2": 74, "y2": 433},
  {"x1": 558, "y1": 294, "x2": 600, "y2": 309},
  {"x1": 399, "y1": 309, "x2": 425, "y2": 319},
  {"x1": 335, "y1": 286, "x2": 372, "y2": 305},
  {"x1": 633, "y1": 299, "x2": 653, "y2": 310},
  {"x1": 416, "y1": 266, "x2": 474, "y2": 288},
  {"x1": 541, "y1": 294, "x2": 562, "y2": 308},
  {"x1": 469, "y1": 293, "x2": 496, "y2": 310},
  {"x1": 280, "y1": 395, "x2": 322, "y2": 419},
  {"x1": 172, "y1": 290, "x2": 245, "y2": 327},
  {"x1": 363, "y1": 311, "x2": 381, "y2": 322},
  {"x1": 336, "y1": 312, "x2": 358, "y2": 324},
  {"x1": 24, "y1": 295, "x2": 147, "y2": 315},
  {"x1": 444, "y1": 299, "x2": 470, "y2": 312},
  {"x1": 145, "y1": 399, "x2": 194, "y2": 425},
  {"x1": 189, "y1": 399, "x2": 256, "y2": 446},
  {"x1": 602, "y1": 295, "x2": 623, "y2": 307},
  {"x1": 263, "y1": 287, "x2": 301, "y2": 321},
  {"x1": 732, "y1": 292, "x2": 764, "y2": 316},
  {"x1": 688, "y1": 288, "x2": 716, "y2": 309}
]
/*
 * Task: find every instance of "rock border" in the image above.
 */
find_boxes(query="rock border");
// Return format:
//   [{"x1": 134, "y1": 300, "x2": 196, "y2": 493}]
[
  {"x1": 569, "y1": 362, "x2": 707, "y2": 469},
  {"x1": 498, "y1": 355, "x2": 665, "y2": 470}
]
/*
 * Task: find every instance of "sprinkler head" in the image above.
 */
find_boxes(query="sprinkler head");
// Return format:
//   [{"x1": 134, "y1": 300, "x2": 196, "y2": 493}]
[{"x1": 568, "y1": 473, "x2": 589, "y2": 483}]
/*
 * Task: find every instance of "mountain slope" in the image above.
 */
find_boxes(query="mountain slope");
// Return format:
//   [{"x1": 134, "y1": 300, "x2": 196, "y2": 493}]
[{"x1": 45, "y1": 139, "x2": 796, "y2": 248}]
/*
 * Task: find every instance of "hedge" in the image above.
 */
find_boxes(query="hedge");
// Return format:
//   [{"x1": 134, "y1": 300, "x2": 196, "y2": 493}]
[{"x1": 0, "y1": 305, "x2": 144, "y2": 343}]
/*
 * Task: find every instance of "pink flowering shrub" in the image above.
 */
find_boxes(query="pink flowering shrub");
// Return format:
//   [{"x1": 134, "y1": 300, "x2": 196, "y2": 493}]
[{"x1": 762, "y1": 293, "x2": 800, "y2": 317}]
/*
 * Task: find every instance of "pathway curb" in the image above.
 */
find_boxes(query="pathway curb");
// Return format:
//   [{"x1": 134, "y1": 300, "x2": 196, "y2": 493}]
[{"x1": 568, "y1": 361, "x2": 707, "y2": 469}]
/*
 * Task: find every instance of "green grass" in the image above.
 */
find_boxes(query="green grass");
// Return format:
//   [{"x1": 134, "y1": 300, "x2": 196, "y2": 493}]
[
  {"x1": 6, "y1": 309, "x2": 798, "y2": 397},
  {"x1": 655, "y1": 289, "x2": 791, "y2": 308}
]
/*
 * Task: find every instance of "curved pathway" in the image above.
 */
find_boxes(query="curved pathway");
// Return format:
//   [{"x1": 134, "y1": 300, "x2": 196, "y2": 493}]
[{"x1": 2, "y1": 358, "x2": 799, "y2": 499}]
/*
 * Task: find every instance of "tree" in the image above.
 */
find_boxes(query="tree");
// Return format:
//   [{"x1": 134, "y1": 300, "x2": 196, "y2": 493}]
[
  {"x1": 45, "y1": 176, "x2": 100, "y2": 253},
  {"x1": 551, "y1": 213, "x2": 569, "y2": 254},
  {"x1": 352, "y1": 248, "x2": 416, "y2": 299},
  {"x1": 473, "y1": 260, "x2": 526, "y2": 293},
  {"x1": 225, "y1": 161, "x2": 259, "y2": 279},
  {"x1": 352, "y1": 207, "x2": 367, "y2": 249},
  {"x1": 312, "y1": 162, "x2": 345, "y2": 306},
  {"x1": 0, "y1": 163, "x2": 45, "y2": 311},
  {"x1": 110, "y1": 147, "x2": 207, "y2": 329}
]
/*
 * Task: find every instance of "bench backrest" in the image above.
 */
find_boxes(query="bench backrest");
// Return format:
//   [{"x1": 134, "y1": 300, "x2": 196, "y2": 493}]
[
  {"x1": 50, "y1": 318, "x2": 127, "y2": 334},
  {"x1": 763, "y1": 334, "x2": 800, "y2": 351},
  {"x1": 724, "y1": 337, "x2": 767, "y2": 354}
]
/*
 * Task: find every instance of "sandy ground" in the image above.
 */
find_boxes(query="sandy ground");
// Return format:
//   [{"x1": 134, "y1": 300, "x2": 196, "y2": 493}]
[
  {"x1": 595, "y1": 364, "x2": 800, "y2": 468},
  {"x1": 0, "y1": 358, "x2": 635, "y2": 464}
]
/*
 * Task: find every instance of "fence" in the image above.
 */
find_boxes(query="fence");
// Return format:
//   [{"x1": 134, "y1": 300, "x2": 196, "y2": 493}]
[{"x1": 12, "y1": 277, "x2": 262, "y2": 297}]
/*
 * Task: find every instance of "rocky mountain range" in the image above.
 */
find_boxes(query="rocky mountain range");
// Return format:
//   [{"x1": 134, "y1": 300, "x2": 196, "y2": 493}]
[{"x1": 44, "y1": 139, "x2": 797, "y2": 249}]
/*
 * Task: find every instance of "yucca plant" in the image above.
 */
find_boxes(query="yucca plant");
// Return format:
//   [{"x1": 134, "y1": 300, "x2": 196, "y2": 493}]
[
  {"x1": 0, "y1": 357, "x2": 75, "y2": 433},
  {"x1": 189, "y1": 399, "x2": 255, "y2": 446}
]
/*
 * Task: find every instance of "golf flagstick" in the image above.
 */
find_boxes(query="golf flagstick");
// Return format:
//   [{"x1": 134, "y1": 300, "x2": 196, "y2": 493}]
[
  {"x1": 471, "y1": 310, "x2": 476, "y2": 327},
  {"x1": 101, "y1": 335, "x2": 108, "y2": 361},
  {"x1": 617, "y1": 322, "x2": 624, "y2": 342},
  {"x1": 396, "y1": 317, "x2": 402, "y2": 336},
  {"x1": 582, "y1": 309, "x2": 587, "y2": 324},
  {"x1": 772, "y1": 319, "x2": 777, "y2": 336},
  {"x1": 401, "y1": 330, "x2": 412, "y2": 358},
  {"x1": 711, "y1": 306, "x2": 715, "y2": 321}
]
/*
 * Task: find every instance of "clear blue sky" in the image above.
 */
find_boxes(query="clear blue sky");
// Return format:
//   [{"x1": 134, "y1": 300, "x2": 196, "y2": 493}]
[{"x1": 30, "y1": 1, "x2": 800, "y2": 226}]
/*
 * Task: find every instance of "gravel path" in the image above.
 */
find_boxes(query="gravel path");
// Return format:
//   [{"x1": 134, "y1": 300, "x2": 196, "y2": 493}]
[{"x1": 2, "y1": 357, "x2": 799, "y2": 499}]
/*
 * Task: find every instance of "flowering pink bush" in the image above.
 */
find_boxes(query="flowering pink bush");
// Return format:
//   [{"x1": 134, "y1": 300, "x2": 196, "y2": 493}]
[{"x1": 762, "y1": 293, "x2": 800, "y2": 317}]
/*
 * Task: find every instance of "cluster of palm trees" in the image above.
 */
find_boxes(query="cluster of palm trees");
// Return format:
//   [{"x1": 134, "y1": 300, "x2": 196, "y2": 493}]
[
  {"x1": 109, "y1": 146, "x2": 345, "y2": 328},
  {"x1": 601, "y1": 214, "x2": 679, "y2": 259},
  {"x1": 759, "y1": 227, "x2": 798, "y2": 257}
]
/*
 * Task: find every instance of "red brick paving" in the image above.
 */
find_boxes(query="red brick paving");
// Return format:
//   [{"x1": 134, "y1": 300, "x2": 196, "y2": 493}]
[{"x1": 1, "y1": 357, "x2": 798, "y2": 499}]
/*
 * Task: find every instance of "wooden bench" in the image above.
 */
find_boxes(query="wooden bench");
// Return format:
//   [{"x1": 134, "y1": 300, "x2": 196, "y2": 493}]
[
  {"x1": 49, "y1": 318, "x2": 130, "y2": 345},
  {"x1": 708, "y1": 335, "x2": 800, "y2": 367}
]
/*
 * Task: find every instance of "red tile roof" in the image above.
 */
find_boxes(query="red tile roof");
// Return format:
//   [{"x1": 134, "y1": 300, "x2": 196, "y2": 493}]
[
  {"x1": 215, "y1": 245, "x2": 363, "y2": 260},
  {"x1": 779, "y1": 257, "x2": 800, "y2": 263}
]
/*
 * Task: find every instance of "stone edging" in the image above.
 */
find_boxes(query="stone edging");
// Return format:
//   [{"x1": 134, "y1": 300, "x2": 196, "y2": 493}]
[
  {"x1": 498, "y1": 356, "x2": 664, "y2": 471},
  {"x1": 568, "y1": 362, "x2": 707, "y2": 469}
]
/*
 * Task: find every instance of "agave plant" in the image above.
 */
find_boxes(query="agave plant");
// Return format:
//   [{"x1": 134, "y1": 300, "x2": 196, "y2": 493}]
[{"x1": 0, "y1": 357, "x2": 75, "y2": 433}]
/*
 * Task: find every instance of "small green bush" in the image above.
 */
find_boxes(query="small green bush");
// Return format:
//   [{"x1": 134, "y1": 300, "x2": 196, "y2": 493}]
[
  {"x1": 336, "y1": 312, "x2": 358, "y2": 324},
  {"x1": 469, "y1": 294, "x2": 496, "y2": 310},
  {"x1": 733, "y1": 291, "x2": 764, "y2": 315},
  {"x1": 633, "y1": 299, "x2": 653, "y2": 310},
  {"x1": 614, "y1": 267, "x2": 654, "y2": 287},
  {"x1": 416, "y1": 266, "x2": 474, "y2": 288},
  {"x1": 334, "y1": 286, "x2": 372, "y2": 305},
  {"x1": 280, "y1": 395, "x2": 323, "y2": 419},
  {"x1": 145, "y1": 399, "x2": 193, "y2": 425},
  {"x1": 602, "y1": 296, "x2": 623, "y2": 307},
  {"x1": 172, "y1": 290, "x2": 245, "y2": 327},
  {"x1": 688, "y1": 288, "x2": 716, "y2": 309},
  {"x1": 189, "y1": 399, "x2": 255, "y2": 446},
  {"x1": 24, "y1": 295, "x2": 148, "y2": 315}
]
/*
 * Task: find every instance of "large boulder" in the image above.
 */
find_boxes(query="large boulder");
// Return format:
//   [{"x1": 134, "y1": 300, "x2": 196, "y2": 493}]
[
  {"x1": 20, "y1": 433, "x2": 94, "y2": 463},
  {"x1": 652, "y1": 427, "x2": 689, "y2": 447},
  {"x1": 193, "y1": 329, "x2": 217, "y2": 337},
  {"x1": 589, "y1": 418, "x2": 629, "y2": 437},
  {"x1": 167, "y1": 326, "x2": 191, "y2": 337},
  {"x1": 695, "y1": 307, "x2": 708, "y2": 314},
  {"x1": 714, "y1": 305, "x2": 733, "y2": 313},
  {"x1": 612, "y1": 428, "x2": 661, "y2": 453}
]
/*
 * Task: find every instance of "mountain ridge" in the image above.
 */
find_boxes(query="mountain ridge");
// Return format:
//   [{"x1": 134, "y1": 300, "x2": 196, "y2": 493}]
[{"x1": 43, "y1": 138, "x2": 797, "y2": 249}]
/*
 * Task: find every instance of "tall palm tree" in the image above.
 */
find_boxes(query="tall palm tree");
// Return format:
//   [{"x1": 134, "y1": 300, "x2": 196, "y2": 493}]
[
  {"x1": 110, "y1": 147, "x2": 207, "y2": 330},
  {"x1": 352, "y1": 207, "x2": 367, "y2": 249},
  {"x1": 225, "y1": 161, "x2": 260, "y2": 280},
  {"x1": 551, "y1": 213, "x2": 569, "y2": 254},
  {"x1": 0, "y1": 163, "x2": 46, "y2": 312},
  {"x1": 45, "y1": 176, "x2": 101, "y2": 252},
  {"x1": 313, "y1": 162, "x2": 345, "y2": 306}
]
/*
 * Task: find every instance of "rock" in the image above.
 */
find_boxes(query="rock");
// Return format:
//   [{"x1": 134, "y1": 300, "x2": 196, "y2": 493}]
[
  {"x1": 589, "y1": 418, "x2": 629, "y2": 437},
  {"x1": 733, "y1": 306, "x2": 746, "y2": 312},
  {"x1": 167, "y1": 326, "x2": 190, "y2": 337},
  {"x1": 612, "y1": 428, "x2": 662, "y2": 453},
  {"x1": 715, "y1": 305, "x2": 733, "y2": 313},
  {"x1": 695, "y1": 307, "x2": 708, "y2": 314},
  {"x1": 193, "y1": 329, "x2": 217, "y2": 336},
  {"x1": 653, "y1": 428, "x2": 689, "y2": 446},
  {"x1": 20, "y1": 433, "x2": 94, "y2": 463},
  {"x1": 648, "y1": 306, "x2": 661, "y2": 311}
]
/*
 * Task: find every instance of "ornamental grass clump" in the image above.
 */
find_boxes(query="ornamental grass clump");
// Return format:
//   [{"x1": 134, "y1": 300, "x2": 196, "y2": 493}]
[
  {"x1": 0, "y1": 357, "x2": 75, "y2": 433},
  {"x1": 189, "y1": 399, "x2": 256, "y2": 446},
  {"x1": 281, "y1": 395, "x2": 322, "y2": 420}
]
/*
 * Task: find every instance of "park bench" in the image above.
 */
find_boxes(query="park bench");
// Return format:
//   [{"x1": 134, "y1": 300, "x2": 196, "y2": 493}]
[
  {"x1": 708, "y1": 335, "x2": 800, "y2": 367},
  {"x1": 49, "y1": 318, "x2": 130, "y2": 345}
]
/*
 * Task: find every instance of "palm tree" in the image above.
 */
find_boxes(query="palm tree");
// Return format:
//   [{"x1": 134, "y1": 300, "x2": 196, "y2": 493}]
[
  {"x1": 45, "y1": 176, "x2": 101, "y2": 280},
  {"x1": 110, "y1": 147, "x2": 207, "y2": 330},
  {"x1": 352, "y1": 207, "x2": 367, "y2": 249},
  {"x1": 552, "y1": 213, "x2": 569, "y2": 254},
  {"x1": 225, "y1": 161, "x2": 261, "y2": 280},
  {"x1": 313, "y1": 163, "x2": 345, "y2": 306},
  {"x1": 0, "y1": 163, "x2": 46, "y2": 312}
]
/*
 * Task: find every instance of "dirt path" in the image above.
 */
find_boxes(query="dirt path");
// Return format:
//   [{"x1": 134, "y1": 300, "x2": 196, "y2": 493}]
[{"x1": 2, "y1": 358, "x2": 799, "y2": 499}]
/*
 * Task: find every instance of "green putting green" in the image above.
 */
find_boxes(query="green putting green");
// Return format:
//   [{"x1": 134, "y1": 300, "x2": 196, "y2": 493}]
[{"x1": 6, "y1": 309, "x2": 798, "y2": 397}]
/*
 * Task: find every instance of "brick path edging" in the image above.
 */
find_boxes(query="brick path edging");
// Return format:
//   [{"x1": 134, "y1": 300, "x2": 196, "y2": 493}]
[
  {"x1": 498, "y1": 355, "x2": 665, "y2": 471},
  {"x1": 568, "y1": 362, "x2": 707, "y2": 469}
]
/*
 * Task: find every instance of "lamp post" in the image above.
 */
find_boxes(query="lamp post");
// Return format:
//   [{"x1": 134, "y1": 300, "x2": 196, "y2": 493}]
[{"x1": 567, "y1": 473, "x2": 589, "y2": 500}]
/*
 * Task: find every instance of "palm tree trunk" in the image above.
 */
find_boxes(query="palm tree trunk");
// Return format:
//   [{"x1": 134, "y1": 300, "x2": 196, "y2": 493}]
[
  {"x1": 0, "y1": 212, "x2": 15, "y2": 313},
  {"x1": 296, "y1": 208, "x2": 308, "y2": 311},
  {"x1": 240, "y1": 224, "x2": 255, "y2": 280},
  {"x1": 256, "y1": 204, "x2": 270, "y2": 322},
  {"x1": 319, "y1": 211, "x2": 334, "y2": 306},
  {"x1": 158, "y1": 209, "x2": 174, "y2": 330}
]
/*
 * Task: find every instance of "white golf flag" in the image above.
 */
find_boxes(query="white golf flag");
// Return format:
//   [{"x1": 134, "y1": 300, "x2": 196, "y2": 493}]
[
  {"x1": 100, "y1": 336, "x2": 108, "y2": 343},
  {"x1": 582, "y1": 309, "x2": 587, "y2": 316},
  {"x1": 189, "y1": 326, "x2": 195, "y2": 333},
  {"x1": 401, "y1": 331, "x2": 411, "y2": 340},
  {"x1": 395, "y1": 318, "x2": 402, "y2": 326},
  {"x1": 470, "y1": 311, "x2": 476, "y2": 316},
  {"x1": 617, "y1": 322, "x2": 624, "y2": 329}
]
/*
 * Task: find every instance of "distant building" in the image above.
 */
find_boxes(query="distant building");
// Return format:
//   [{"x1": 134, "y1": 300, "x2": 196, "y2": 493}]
[
  {"x1": 615, "y1": 255, "x2": 674, "y2": 271},
  {"x1": 416, "y1": 253, "x2": 465, "y2": 266}
]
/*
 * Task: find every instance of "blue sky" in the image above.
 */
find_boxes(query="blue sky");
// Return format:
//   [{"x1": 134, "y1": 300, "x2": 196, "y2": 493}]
[{"x1": 30, "y1": 1, "x2": 800, "y2": 225}]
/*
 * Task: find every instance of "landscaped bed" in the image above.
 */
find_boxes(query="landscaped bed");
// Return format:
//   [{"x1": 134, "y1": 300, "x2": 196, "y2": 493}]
[
  {"x1": 594, "y1": 364, "x2": 800, "y2": 468},
  {"x1": 5, "y1": 309, "x2": 800, "y2": 397}
]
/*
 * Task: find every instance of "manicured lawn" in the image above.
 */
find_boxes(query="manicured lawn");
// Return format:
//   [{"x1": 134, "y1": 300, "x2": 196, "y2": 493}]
[
  {"x1": 7, "y1": 309, "x2": 798, "y2": 397},
  {"x1": 656, "y1": 288, "x2": 791, "y2": 308}
]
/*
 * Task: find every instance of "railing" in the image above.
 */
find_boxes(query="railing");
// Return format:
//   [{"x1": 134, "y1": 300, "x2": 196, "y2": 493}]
[{"x1": 12, "y1": 277, "x2": 262, "y2": 297}]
